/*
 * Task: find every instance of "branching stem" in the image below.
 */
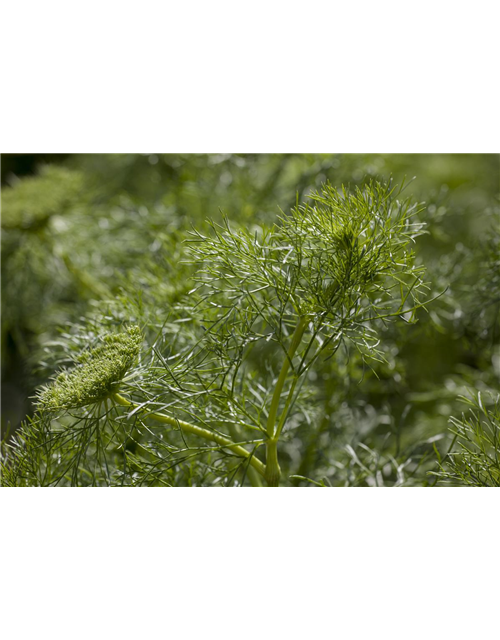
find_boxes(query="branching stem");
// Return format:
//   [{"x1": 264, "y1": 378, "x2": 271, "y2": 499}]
[
  {"x1": 112, "y1": 393, "x2": 266, "y2": 478},
  {"x1": 266, "y1": 316, "x2": 308, "y2": 439},
  {"x1": 264, "y1": 315, "x2": 308, "y2": 486}
]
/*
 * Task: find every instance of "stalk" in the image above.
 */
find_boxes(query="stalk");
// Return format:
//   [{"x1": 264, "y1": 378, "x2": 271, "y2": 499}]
[
  {"x1": 266, "y1": 316, "x2": 308, "y2": 438},
  {"x1": 265, "y1": 439, "x2": 281, "y2": 487},
  {"x1": 112, "y1": 392, "x2": 266, "y2": 478},
  {"x1": 264, "y1": 316, "x2": 308, "y2": 486}
]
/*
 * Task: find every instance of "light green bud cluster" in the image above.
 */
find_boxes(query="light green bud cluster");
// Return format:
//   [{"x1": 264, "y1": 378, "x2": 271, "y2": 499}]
[
  {"x1": 1, "y1": 166, "x2": 84, "y2": 230},
  {"x1": 37, "y1": 326, "x2": 142, "y2": 411}
]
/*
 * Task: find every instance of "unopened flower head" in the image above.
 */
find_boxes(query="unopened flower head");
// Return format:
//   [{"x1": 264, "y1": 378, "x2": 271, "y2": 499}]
[
  {"x1": 37, "y1": 326, "x2": 142, "y2": 411},
  {"x1": 1, "y1": 166, "x2": 84, "y2": 230}
]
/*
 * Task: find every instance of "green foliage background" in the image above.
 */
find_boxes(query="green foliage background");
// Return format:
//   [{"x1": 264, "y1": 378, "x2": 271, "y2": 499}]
[{"x1": 1, "y1": 153, "x2": 499, "y2": 486}]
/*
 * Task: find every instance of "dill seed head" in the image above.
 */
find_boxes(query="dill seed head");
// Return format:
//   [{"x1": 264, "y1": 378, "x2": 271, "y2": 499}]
[
  {"x1": 1, "y1": 166, "x2": 84, "y2": 230},
  {"x1": 37, "y1": 326, "x2": 142, "y2": 411}
]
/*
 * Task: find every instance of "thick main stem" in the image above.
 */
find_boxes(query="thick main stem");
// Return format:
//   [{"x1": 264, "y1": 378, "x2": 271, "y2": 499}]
[
  {"x1": 265, "y1": 439, "x2": 281, "y2": 487},
  {"x1": 112, "y1": 393, "x2": 266, "y2": 478},
  {"x1": 266, "y1": 317, "x2": 308, "y2": 438},
  {"x1": 264, "y1": 316, "x2": 307, "y2": 486}
]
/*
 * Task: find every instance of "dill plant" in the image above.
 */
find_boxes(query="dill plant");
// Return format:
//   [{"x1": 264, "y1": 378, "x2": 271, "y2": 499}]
[
  {"x1": 437, "y1": 393, "x2": 500, "y2": 486},
  {"x1": 2, "y1": 179, "x2": 435, "y2": 486},
  {"x1": 1, "y1": 163, "x2": 191, "y2": 396},
  {"x1": 1, "y1": 165, "x2": 103, "y2": 377},
  {"x1": 433, "y1": 217, "x2": 500, "y2": 486},
  {"x1": 1, "y1": 165, "x2": 85, "y2": 230}
]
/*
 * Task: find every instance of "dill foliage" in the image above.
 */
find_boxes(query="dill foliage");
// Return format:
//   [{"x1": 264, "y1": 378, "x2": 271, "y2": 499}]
[
  {"x1": 188, "y1": 180, "x2": 428, "y2": 356},
  {"x1": 437, "y1": 394, "x2": 500, "y2": 486},
  {"x1": 2, "y1": 178, "x2": 437, "y2": 487}
]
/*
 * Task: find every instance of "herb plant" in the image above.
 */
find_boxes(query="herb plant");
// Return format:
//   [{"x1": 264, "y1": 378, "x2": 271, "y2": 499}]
[
  {"x1": 437, "y1": 393, "x2": 500, "y2": 486},
  {"x1": 435, "y1": 217, "x2": 500, "y2": 486},
  {"x1": 2, "y1": 179, "x2": 435, "y2": 486}
]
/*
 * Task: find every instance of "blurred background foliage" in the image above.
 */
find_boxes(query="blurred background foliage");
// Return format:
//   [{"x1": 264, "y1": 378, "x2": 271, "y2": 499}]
[{"x1": 1, "y1": 153, "x2": 499, "y2": 485}]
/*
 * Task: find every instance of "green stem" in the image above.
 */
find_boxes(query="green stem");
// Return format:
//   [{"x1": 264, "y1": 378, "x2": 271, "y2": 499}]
[
  {"x1": 265, "y1": 439, "x2": 281, "y2": 487},
  {"x1": 112, "y1": 393, "x2": 266, "y2": 478},
  {"x1": 264, "y1": 316, "x2": 308, "y2": 486},
  {"x1": 275, "y1": 377, "x2": 299, "y2": 440},
  {"x1": 266, "y1": 316, "x2": 307, "y2": 438}
]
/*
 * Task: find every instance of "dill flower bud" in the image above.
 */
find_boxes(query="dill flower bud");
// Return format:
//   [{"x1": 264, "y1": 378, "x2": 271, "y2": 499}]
[
  {"x1": 37, "y1": 326, "x2": 142, "y2": 411},
  {"x1": 1, "y1": 166, "x2": 84, "y2": 230}
]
